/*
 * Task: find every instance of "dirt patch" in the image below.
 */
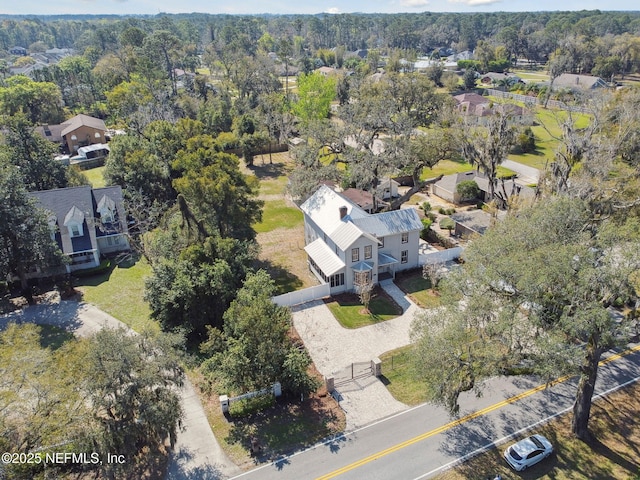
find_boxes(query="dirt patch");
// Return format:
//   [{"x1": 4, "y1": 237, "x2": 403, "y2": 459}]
[{"x1": 256, "y1": 226, "x2": 319, "y2": 291}]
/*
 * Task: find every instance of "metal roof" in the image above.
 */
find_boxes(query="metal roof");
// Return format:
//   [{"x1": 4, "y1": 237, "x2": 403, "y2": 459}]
[
  {"x1": 300, "y1": 185, "x2": 369, "y2": 236},
  {"x1": 378, "y1": 252, "x2": 398, "y2": 266},
  {"x1": 352, "y1": 261, "x2": 374, "y2": 272},
  {"x1": 351, "y1": 208, "x2": 423, "y2": 236},
  {"x1": 332, "y1": 222, "x2": 367, "y2": 251},
  {"x1": 304, "y1": 238, "x2": 345, "y2": 276}
]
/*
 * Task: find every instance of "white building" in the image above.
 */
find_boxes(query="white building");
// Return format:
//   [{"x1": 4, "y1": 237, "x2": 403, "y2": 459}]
[{"x1": 300, "y1": 185, "x2": 423, "y2": 294}]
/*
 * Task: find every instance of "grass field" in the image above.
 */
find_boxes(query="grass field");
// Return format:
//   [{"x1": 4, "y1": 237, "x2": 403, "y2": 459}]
[
  {"x1": 394, "y1": 270, "x2": 442, "y2": 309},
  {"x1": 380, "y1": 345, "x2": 428, "y2": 406},
  {"x1": 508, "y1": 108, "x2": 592, "y2": 170},
  {"x1": 75, "y1": 256, "x2": 158, "y2": 333},
  {"x1": 83, "y1": 166, "x2": 107, "y2": 188},
  {"x1": 254, "y1": 199, "x2": 303, "y2": 234},
  {"x1": 325, "y1": 288, "x2": 403, "y2": 328}
]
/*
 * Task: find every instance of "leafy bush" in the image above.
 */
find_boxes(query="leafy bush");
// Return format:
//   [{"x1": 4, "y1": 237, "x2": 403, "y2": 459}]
[
  {"x1": 513, "y1": 126, "x2": 536, "y2": 154},
  {"x1": 73, "y1": 259, "x2": 111, "y2": 278},
  {"x1": 427, "y1": 212, "x2": 437, "y2": 221},
  {"x1": 456, "y1": 180, "x2": 480, "y2": 201},
  {"x1": 420, "y1": 218, "x2": 433, "y2": 240},
  {"x1": 229, "y1": 394, "x2": 275, "y2": 417},
  {"x1": 421, "y1": 201, "x2": 431, "y2": 213}
]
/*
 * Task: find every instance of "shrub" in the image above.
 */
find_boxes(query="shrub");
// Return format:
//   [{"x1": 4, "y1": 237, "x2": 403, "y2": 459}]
[
  {"x1": 421, "y1": 201, "x2": 431, "y2": 213},
  {"x1": 72, "y1": 259, "x2": 112, "y2": 278},
  {"x1": 513, "y1": 126, "x2": 536, "y2": 154},
  {"x1": 427, "y1": 212, "x2": 437, "y2": 221},
  {"x1": 456, "y1": 180, "x2": 480, "y2": 201},
  {"x1": 438, "y1": 207, "x2": 447, "y2": 214},
  {"x1": 229, "y1": 394, "x2": 275, "y2": 417},
  {"x1": 420, "y1": 218, "x2": 433, "y2": 240}
]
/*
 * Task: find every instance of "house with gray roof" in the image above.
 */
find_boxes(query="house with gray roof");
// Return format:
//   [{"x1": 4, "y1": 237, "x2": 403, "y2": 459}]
[
  {"x1": 433, "y1": 170, "x2": 535, "y2": 206},
  {"x1": 28, "y1": 185, "x2": 129, "y2": 271},
  {"x1": 552, "y1": 73, "x2": 608, "y2": 91},
  {"x1": 300, "y1": 185, "x2": 423, "y2": 293}
]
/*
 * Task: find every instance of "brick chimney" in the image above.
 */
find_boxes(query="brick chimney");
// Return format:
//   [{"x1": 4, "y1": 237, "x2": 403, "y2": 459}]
[{"x1": 339, "y1": 206, "x2": 348, "y2": 220}]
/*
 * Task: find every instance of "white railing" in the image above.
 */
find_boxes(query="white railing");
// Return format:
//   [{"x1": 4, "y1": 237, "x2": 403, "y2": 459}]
[{"x1": 419, "y1": 247, "x2": 464, "y2": 265}]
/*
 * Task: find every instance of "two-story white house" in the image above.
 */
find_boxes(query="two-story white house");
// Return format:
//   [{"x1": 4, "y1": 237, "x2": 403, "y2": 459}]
[{"x1": 300, "y1": 185, "x2": 423, "y2": 294}]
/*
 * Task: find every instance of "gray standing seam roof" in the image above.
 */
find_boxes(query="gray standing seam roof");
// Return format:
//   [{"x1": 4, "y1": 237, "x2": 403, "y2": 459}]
[{"x1": 351, "y1": 208, "x2": 423, "y2": 236}]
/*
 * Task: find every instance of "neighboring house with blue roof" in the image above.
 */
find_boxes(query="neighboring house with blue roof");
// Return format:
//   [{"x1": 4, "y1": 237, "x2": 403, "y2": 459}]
[
  {"x1": 28, "y1": 185, "x2": 130, "y2": 271},
  {"x1": 300, "y1": 185, "x2": 423, "y2": 294}
]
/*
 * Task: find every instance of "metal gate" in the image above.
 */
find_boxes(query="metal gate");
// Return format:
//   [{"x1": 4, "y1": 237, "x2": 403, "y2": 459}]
[{"x1": 333, "y1": 361, "x2": 374, "y2": 387}]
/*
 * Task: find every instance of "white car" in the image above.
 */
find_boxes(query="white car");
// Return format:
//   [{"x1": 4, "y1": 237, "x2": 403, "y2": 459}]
[{"x1": 503, "y1": 434, "x2": 553, "y2": 471}]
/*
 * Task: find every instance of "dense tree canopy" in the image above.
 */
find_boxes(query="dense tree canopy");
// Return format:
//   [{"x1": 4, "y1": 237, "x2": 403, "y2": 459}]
[
  {"x1": 412, "y1": 197, "x2": 640, "y2": 440},
  {"x1": 0, "y1": 324, "x2": 184, "y2": 479},
  {"x1": 0, "y1": 160, "x2": 66, "y2": 300},
  {"x1": 200, "y1": 270, "x2": 318, "y2": 396}
]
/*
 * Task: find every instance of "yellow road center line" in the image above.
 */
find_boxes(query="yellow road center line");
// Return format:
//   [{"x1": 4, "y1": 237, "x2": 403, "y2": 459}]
[{"x1": 316, "y1": 343, "x2": 640, "y2": 480}]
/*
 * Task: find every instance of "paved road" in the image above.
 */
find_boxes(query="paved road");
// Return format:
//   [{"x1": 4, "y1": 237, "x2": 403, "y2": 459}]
[
  {"x1": 0, "y1": 297, "x2": 240, "y2": 480},
  {"x1": 230, "y1": 344, "x2": 640, "y2": 480}
]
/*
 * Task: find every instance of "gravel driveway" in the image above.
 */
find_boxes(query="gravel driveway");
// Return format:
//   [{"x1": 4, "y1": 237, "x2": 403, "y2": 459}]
[{"x1": 292, "y1": 282, "x2": 426, "y2": 430}]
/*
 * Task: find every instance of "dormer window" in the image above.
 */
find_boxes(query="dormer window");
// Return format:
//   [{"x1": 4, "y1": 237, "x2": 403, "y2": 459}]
[
  {"x1": 64, "y1": 205, "x2": 85, "y2": 238},
  {"x1": 97, "y1": 195, "x2": 116, "y2": 224}
]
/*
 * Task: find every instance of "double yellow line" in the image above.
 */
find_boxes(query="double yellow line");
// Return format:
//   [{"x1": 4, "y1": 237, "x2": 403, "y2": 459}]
[{"x1": 316, "y1": 343, "x2": 640, "y2": 480}]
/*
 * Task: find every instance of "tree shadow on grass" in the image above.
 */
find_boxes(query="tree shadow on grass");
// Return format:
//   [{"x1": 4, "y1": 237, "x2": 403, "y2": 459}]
[
  {"x1": 247, "y1": 161, "x2": 288, "y2": 180},
  {"x1": 253, "y1": 260, "x2": 304, "y2": 294},
  {"x1": 225, "y1": 396, "x2": 344, "y2": 468}
]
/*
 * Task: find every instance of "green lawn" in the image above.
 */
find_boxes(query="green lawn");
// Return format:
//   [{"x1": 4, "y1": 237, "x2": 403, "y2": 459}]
[
  {"x1": 76, "y1": 256, "x2": 158, "y2": 333},
  {"x1": 254, "y1": 200, "x2": 303, "y2": 233},
  {"x1": 508, "y1": 108, "x2": 592, "y2": 170},
  {"x1": 379, "y1": 345, "x2": 428, "y2": 406},
  {"x1": 83, "y1": 166, "x2": 107, "y2": 188},
  {"x1": 258, "y1": 174, "x2": 289, "y2": 196},
  {"x1": 394, "y1": 271, "x2": 442, "y2": 309},
  {"x1": 325, "y1": 289, "x2": 402, "y2": 328}
]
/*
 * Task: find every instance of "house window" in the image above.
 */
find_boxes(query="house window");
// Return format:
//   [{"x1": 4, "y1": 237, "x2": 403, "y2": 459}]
[
  {"x1": 351, "y1": 248, "x2": 359, "y2": 262},
  {"x1": 69, "y1": 223, "x2": 81, "y2": 238},
  {"x1": 401, "y1": 250, "x2": 408, "y2": 264},
  {"x1": 101, "y1": 210, "x2": 114, "y2": 224},
  {"x1": 401, "y1": 232, "x2": 409, "y2": 244},
  {"x1": 364, "y1": 245, "x2": 372, "y2": 260},
  {"x1": 330, "y1": 273, "x2": 344, "y2": 288}
]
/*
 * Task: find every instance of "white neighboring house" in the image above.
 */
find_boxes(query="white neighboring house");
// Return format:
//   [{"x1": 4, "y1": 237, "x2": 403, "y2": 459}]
[
  {"x1": 300, "y1": 185, "x2": 423, "y2": 294},
  {"x1": 28, "y1": 185, "x2": 130, "y2": 272}
]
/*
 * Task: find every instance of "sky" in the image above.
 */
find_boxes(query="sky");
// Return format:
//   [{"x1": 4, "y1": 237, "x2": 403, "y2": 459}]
[{"x1": 1, "y1": 0, "x2": 638, "y2": 16}]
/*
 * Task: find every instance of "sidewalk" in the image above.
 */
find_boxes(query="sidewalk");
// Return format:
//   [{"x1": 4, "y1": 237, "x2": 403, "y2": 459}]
[{"x1": 292, "y1": 283, "x2": 429, "y2": 430}]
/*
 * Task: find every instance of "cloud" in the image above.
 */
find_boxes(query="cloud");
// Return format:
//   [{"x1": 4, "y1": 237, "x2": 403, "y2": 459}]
[
  {"x1": 448, "y1": 0, "x2": 501, "y2": 5},
  {"x1": 325, "y1": 7, "x2": 341, "y2": 13},
  {"x1": 400, "y1": 0, "x2": 429, "y2": 6}
]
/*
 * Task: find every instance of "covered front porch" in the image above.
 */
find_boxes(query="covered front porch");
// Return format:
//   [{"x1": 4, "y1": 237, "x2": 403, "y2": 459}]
[{"x1": 377, "y1": 252, "x2": 399, "y2": 280}]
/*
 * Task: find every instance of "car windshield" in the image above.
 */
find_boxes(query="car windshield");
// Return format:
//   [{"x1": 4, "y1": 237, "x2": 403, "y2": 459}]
[
  {"x1": 530, "y1": 436, "x2": 545, "y2": 449},
  {"x1": 509, "y1": 448, "x2": 523, "y2": 461}
]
